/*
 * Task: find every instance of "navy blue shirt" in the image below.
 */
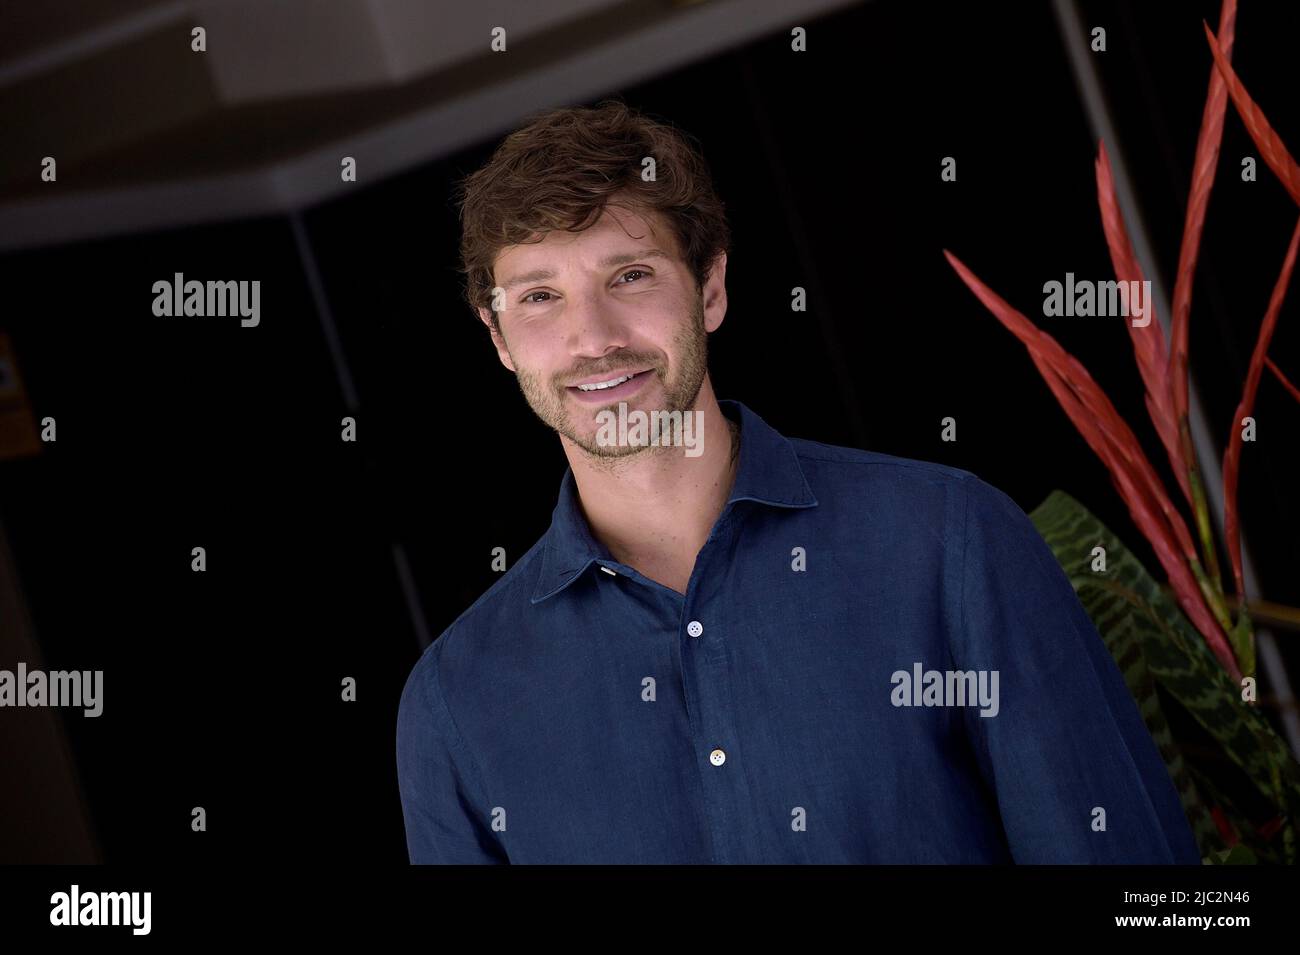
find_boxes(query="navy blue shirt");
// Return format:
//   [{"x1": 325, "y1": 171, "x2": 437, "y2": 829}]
[{"x1": 396, "y1": 399, "x2": 1201, "y2": 864}]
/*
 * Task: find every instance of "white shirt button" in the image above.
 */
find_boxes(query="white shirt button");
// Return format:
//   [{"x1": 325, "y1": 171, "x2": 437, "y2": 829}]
[
  {"x1": 709, "y1": 748, "x2": 726, "y2": 766},
  {"x1": 686, "y1": 620, "x2": 704, "y2": 638}
]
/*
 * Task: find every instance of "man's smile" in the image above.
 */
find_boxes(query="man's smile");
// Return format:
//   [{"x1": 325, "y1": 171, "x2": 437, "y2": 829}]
[{"x1": 565, "y1": 368, "x2": 654, "y2": 403}]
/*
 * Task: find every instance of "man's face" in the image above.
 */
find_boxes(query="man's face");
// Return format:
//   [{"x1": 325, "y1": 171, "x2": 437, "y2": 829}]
[{"x1": 479, "y1": 202, "x2": 727, "y2": 457}]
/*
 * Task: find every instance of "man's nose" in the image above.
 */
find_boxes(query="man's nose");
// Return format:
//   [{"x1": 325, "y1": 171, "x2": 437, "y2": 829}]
[{"x1": 565, "y1": 291, "x2": 630, "y2": 357}]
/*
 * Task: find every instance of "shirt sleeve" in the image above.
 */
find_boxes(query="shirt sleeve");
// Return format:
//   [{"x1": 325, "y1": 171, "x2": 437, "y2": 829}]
[
  {"x1": 950, "y1": 475, "x2": 1203, "y2": 864},
  {"x1": 396, "y1": 641, "x2": 509, "y2": 864}
]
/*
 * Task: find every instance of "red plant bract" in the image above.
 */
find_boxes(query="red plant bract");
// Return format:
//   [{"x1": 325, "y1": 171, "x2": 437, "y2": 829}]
[
  {"x1": 941, "y1": 250, "x2": 1240, "y2": 681},
  {"x1": 1204, "y1": 19, "x2": 1300, "y2": 600}
]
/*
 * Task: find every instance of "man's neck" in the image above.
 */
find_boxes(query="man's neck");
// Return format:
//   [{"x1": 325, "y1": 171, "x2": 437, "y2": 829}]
[{"x1": 560, "y1": 384, "x2": 740, "y2": 594}]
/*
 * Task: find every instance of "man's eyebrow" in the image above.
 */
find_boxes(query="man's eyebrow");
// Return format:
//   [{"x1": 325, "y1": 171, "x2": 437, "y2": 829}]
[{"x1": 499, "y1": 248, "x2": 673, "y2": 292}]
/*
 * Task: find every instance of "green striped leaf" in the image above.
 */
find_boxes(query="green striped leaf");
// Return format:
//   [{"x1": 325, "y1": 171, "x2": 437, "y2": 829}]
[{"x1": 1029, "y1": 490, "x2": 1300, "y2": 862}]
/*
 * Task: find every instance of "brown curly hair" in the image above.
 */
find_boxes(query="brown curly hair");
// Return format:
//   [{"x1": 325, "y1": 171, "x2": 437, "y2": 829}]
[{"x1": 453, "y1": 98, "x2": 732, "y2": 332}]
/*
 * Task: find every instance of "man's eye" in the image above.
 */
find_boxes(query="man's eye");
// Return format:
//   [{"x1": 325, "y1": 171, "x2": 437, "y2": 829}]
[{"x1": 521, "y1": 272, "x2": 647, "y2": 304}]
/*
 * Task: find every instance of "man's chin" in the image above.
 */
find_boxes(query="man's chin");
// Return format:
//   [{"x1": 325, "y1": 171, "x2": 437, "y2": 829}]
[{"x1": 576, "y1": 439, "x2": 647, "y2": 460}]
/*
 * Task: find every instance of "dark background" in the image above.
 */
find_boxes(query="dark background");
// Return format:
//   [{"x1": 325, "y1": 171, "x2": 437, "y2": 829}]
[{"x1": 1, "y1": 0, "x2": 1297, "y2": 863}]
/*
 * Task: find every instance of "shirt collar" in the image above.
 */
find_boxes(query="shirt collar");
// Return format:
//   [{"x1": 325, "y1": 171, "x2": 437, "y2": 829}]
[{"x1": 530, "y1": 399, "x2": 819, "y2": 603}]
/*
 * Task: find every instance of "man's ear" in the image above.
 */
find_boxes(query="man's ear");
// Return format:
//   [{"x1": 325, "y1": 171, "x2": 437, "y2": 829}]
[
  {"x1": 477, "y1": 306, "x2": 516, "y2": 373},
  {"x1": 702, "y1": 252, "x2": 728, "y2": 333}
]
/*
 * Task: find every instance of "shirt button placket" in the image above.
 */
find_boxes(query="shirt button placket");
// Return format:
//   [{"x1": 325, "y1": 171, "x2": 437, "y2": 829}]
[{"x1": 684, "y1": 610, "x2": 739, "y2": 861}]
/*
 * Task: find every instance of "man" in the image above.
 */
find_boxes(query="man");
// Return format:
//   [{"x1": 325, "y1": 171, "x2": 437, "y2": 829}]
[{"x1": 396, "y1": 99, "x2": 1202, "y2": 864}]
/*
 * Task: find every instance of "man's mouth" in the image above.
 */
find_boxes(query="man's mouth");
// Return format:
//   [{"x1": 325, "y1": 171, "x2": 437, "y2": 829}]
[{"x1": 565, "y1": 369, "x2": 653, "y2": 402}]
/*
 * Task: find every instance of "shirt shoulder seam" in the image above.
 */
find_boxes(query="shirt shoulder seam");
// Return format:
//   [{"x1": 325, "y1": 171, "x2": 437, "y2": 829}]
[
  {"x1": 422, "y1": 640, "x2": 497, "y2": 834},
  {"x1": 438, "y1": 538, "x2": 549, "y2": 638},
  {"x1": 790, "y1": 441, "x2": 978, "y2": 483}
]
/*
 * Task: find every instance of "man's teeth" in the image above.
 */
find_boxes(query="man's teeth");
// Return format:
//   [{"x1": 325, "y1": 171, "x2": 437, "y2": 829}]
[{"x1": 577, "y1": 372, "x2": 637, "y2": 391}]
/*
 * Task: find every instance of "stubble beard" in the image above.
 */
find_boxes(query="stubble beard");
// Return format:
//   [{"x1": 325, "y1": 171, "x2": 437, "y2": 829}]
[{"x1": 509, "y1": 296, "x2": 709, "y2": 460}]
